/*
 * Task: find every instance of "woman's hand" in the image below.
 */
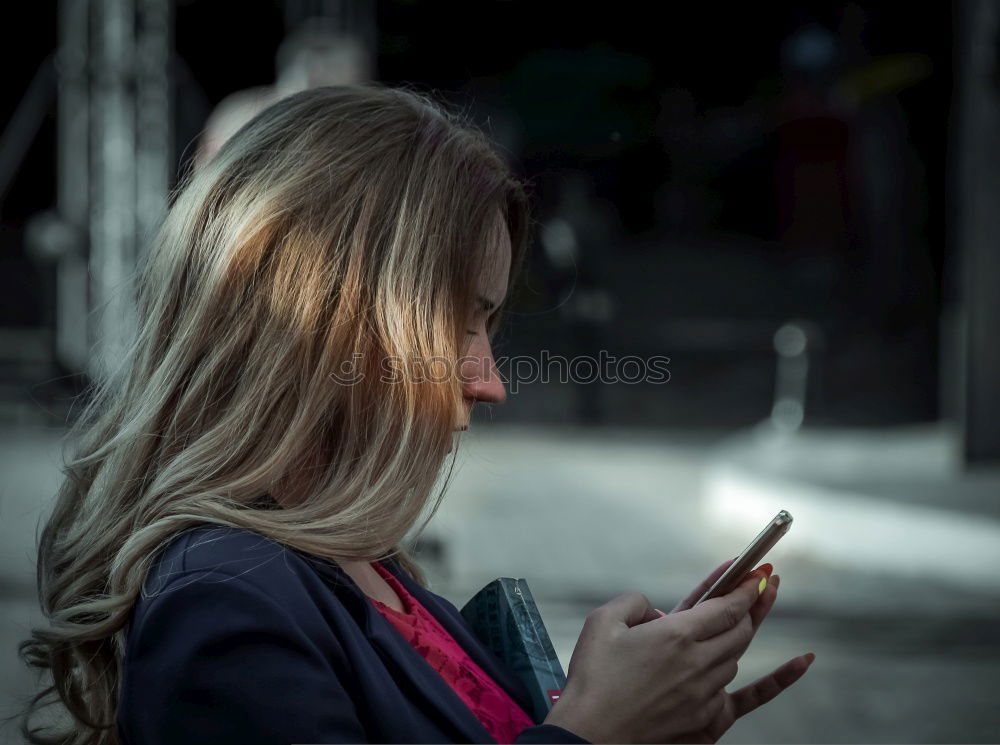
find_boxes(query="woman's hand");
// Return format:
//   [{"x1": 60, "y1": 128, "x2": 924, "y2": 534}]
[
  {"x1": 668, "y1": 558, "x2": 738, "y2": 614},
  {"x1": 542, "y1": 568, "x2": 777, "y2": 744},
  {"x1": 663, "y1": 561, "x2": 816, "y2": 744},
  {"x1": 667, "y1": 648, "x2": 815, "y2": 744}
]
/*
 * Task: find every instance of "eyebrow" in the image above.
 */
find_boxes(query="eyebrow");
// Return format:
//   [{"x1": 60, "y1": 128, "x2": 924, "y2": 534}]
[{"x1": 477, "y1": 295, "x2": 498, "y2": 312}]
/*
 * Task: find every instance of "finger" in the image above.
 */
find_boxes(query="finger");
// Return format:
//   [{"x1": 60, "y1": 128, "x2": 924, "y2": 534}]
[
  {"x1": 600, "y1": 591, "x2": 660, "y2": 630},
  {"x1": 702, "y1": 655, "x2": 741, "y2": 693},
  {"x1": 671, "y1": 559, "x2": 736, "y2": 614},
  {"x1": 730, "y1": 653, "x2": 816, "y2": 719},
  {"x1": 697, "y1": 610, "x2": 753, "y2": 670},
  {"x1": 748, "y1": 574, "x2": 779, "y2": 633},
  {"x1": 681, "y1": 568, "x2": 770, "y2": 641},
  {"x1": 672, "y1": 559, "x2": 736, "y2": 613}
]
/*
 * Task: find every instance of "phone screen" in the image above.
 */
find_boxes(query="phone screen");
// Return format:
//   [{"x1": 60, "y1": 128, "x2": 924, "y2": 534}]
[{"x1": 694, "y1": 510, "x2": 793, "y2": 605}]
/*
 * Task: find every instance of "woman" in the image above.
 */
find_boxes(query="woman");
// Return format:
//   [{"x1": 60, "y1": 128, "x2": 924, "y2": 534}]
[{"x1": 17, "y1": 83, "x2": 813, "y2": 745}]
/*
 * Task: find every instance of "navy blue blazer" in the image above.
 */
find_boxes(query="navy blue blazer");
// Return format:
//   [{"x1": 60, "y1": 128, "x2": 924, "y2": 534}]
[{"x1": 117, "y1": 525, "x2": 591, "y2": 744}]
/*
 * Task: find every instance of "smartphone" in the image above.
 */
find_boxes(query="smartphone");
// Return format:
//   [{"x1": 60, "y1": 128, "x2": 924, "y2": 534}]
[{"x1": 694, "y1": 510, "x2": 793, "y2": 606}]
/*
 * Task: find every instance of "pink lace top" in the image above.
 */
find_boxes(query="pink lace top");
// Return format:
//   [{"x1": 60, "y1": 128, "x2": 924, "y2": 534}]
[{"x1": 367, "y1": 561, "x2": 536, "y2": 744}]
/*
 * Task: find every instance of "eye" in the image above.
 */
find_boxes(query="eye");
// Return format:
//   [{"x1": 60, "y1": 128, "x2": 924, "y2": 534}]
[{"x1": 466, "y1": 295, "x2": 499, "y2": 339}]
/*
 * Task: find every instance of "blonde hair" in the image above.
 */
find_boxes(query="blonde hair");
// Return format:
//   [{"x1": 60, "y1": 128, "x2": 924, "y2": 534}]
[{"x1": 16, "y1": 83, "x2": 531, "y2": 745}]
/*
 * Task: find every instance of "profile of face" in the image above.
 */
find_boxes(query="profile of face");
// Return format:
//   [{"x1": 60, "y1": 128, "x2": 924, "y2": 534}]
[{"x1": 454, "y1": 218, "x2": 512, "y2": 434}]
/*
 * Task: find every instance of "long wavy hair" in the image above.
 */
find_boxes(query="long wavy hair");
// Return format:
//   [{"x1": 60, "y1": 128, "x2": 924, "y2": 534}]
[{"x1": 15, "y1": 83, "x2": 531, "y2": 745}]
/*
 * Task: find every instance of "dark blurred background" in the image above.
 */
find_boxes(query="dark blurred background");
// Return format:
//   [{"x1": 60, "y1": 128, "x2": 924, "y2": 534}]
[
  {"x1": 2, "y1": 2, "x2": 999, "y2": 743},
  {"x1": 0, "y1": 0, "x2": 967, "y2": 432}
]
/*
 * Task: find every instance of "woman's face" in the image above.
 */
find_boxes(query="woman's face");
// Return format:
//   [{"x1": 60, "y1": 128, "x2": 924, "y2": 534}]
[{"x1": 455, "y1": 219, "x2": 511, "y2": 432}]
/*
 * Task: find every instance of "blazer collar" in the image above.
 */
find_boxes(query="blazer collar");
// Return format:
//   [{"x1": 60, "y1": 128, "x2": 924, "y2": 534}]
[
  {"x1": 305, "y1": 554, "x2": 537, "y2": 743},
  {"x1": 383, "y1": 558, "x2": 537, "y2": 715}
]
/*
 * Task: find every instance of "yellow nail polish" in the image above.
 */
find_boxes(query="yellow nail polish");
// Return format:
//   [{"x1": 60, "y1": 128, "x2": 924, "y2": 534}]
[{"x1": 758, "y1": 577, "x2": 767, "y2": 595}]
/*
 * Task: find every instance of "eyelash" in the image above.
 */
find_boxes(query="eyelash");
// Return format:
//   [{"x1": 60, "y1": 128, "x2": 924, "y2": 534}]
[{"x1": 467, "y1": 307, "x2": 497, "y2": 337}]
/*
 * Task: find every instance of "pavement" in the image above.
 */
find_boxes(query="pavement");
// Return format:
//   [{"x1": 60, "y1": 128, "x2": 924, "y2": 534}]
[
  {"x1": 2, "y1": 421, "x2": 999, "y2": 744},
  {"x1": 0, "y1": 426, "x2": 65, "y2": 745}
]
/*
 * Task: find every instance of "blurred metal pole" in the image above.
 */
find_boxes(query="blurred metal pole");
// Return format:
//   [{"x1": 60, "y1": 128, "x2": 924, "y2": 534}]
[
  {"x1": 956, "y1": 0, "x2": 1000, "y2": 465},
  {"x1": 55, "y1": 0, "x2": 92, "y2": 374},
  {"x1": 135, "y1": 0, "x2": 172, "y2": 268},
  {"x1": 89, "y1": 0, "x2": 138, "y2": 382},
  {"x1": 771, "y1": 320, "x2": 823, "y2": 433},
  {"x1": 88, "y1": 0, "x2": 172, "y2": 383}
]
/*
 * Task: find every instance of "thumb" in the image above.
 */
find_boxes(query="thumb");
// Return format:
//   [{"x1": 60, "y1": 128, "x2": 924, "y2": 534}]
[{"x1": 604, "y1": 591, "x2": 662, "y2": 628}]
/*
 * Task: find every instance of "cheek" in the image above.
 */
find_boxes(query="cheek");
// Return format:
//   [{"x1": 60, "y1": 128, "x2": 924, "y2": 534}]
[
  {"x1": 464, "y1": 333, "x2": 487, "y2": 359},
  {"x1": 460, "y1": 337, "x2": 492, "y2": 378}
]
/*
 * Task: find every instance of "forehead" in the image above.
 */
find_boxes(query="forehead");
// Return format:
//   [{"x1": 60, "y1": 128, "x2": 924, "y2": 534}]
[{"x1": 481, "y1": 211, "x2": 511, "y2": 287}]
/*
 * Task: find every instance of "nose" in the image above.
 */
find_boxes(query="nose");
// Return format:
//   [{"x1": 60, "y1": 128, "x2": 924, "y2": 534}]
[{"x1": 460, "y1": 351, "x2": 506, "y2": 405}]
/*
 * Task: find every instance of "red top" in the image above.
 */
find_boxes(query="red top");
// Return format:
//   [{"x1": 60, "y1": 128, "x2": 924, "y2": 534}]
[{"x1": 367, "y1": 561, "x2": 536, "y2": 744}]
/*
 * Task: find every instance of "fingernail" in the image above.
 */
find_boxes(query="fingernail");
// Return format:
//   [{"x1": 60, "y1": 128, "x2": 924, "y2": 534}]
[
  {"x1": 655, "y1": 608, "x2": 666, "y2": 617},
  {"x1": 771, "y1": 574, "x2": 781, "y2": 590},
  {"x1": 757, "y1": 576, "x2": 767, "y2": 595}
]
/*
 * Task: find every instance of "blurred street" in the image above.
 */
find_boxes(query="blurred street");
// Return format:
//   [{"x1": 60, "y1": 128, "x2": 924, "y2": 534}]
[{"x1": 3, "y1": 421, "x2": 999, "y2": 744}]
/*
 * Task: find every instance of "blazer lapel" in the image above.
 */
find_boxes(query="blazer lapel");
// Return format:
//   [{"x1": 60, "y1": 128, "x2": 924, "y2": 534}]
[
  {"x1": 304, "y1": 555, "x2": 515, "y2": 743},
  {"x1": 383, "y1": 559, "x2": 538, "y2": 719}
]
